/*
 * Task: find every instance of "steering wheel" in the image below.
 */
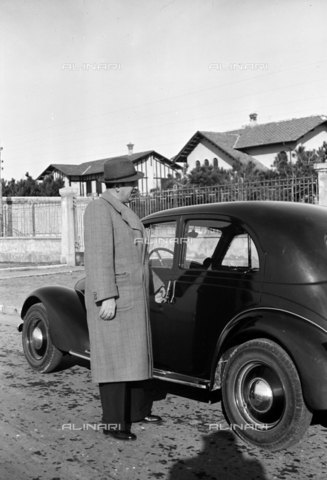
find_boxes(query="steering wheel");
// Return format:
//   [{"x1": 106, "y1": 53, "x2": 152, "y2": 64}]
[{"x1": 149, "y1": 247, "x2": 174, "y2": 267}]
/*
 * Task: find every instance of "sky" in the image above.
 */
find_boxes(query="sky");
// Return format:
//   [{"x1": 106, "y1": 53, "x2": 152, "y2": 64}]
[{"x1": 0, "y1": 0, "x2": 327, "y2": 181}]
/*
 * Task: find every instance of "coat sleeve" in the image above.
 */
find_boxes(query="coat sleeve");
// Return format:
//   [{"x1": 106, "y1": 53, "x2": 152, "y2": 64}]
[{"x1": 84, "y1": 199, "x2": 118, "y2": 304}]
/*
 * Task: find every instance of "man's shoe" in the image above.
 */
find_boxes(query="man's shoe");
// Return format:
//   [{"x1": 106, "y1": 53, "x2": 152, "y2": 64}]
[
  {"x1": 142, "y1": 415, "x2": 162, "y2": 423},
  {"x1": 103, "y1": 429, "x2": 137, "y2": 441}
]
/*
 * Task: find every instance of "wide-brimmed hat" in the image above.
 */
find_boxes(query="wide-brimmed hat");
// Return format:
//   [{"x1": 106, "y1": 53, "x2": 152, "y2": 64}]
[{"x1": 99, "y1": 157, "x2": 144, "y2": 183}]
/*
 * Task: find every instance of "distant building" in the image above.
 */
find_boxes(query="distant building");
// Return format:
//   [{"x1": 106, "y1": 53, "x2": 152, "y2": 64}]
[
  {"x1": 173, "y1": 130, "x2": 267, "y2": 172},
  {"x1": 37, "y1": 143, "x2": 181, "y2": 195},
  {"x1": 174, "y1": 114, "x2": 327, "y2": 171}
]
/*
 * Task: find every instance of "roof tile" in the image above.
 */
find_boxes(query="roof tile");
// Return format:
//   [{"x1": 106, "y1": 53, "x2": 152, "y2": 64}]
[{"x1": 228, "y1": 115, "x2": 327, "y2": 148}]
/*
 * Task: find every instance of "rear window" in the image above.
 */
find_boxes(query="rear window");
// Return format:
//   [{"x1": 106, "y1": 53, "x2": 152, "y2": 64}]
[{"x1": 221, "y1": 233, "x2": 259, "y2": 270}]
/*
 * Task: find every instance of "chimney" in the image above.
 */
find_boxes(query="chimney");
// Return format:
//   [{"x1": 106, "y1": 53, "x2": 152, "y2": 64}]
[
  {"x1": 249, "y1": 113, "x2": 258, "y2": 126},
  {"x1": 127, "y1": 142, "x2": 134, "y2": 156}
]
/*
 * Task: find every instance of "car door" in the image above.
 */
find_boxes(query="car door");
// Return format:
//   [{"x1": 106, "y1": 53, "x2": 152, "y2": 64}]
[
  {"x1": 147, "y1": 214, "x2": 264, "y2": 378},
  {"x1": 145, "y1": 217, "x2": 180, "y2": 370}
]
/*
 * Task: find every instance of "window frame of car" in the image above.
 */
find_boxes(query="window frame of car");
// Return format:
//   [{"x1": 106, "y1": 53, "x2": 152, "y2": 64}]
[
  {"x1": 144, "y1": 213, "x2": 264, "y2": 276},
  {"x1": 215, "y1": 230, "x2": 260, "y2": 273},
  {"x1": 178, "y1": 214, "x2": 262, "y2": 275},
  {"x1": 144, "y1": 216, "x2": 181, "y2": 270},
  {"x1": 180, "y1": 217, "x2": 230, "y2": 270}
]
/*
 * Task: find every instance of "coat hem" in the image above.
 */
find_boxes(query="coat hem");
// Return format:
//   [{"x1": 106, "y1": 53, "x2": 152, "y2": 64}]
[{"x1": 92, "y1": 374, "x2": 153, "y2": 384}]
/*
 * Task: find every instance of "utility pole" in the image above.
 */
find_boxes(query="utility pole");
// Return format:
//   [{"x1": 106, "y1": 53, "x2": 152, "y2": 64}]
[{"x1": 0, "y1": 147, "x2": 3, "y2": 236}]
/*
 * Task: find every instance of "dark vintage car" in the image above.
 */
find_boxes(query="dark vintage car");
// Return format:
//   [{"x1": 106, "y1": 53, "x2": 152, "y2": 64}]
[{"x1": 19, "y1": 201, "x2": 327, "y2": 451}]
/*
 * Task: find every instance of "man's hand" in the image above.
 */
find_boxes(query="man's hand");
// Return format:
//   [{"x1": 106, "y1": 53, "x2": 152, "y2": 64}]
[
  {"x1": 155, "y1": 286, "x2": 166, "y2": 303},
  {"x1": 99, "y1": 298, "x2": 117, "y2": 320}
]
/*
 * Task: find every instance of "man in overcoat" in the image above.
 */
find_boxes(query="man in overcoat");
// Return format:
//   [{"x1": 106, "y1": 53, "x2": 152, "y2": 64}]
[{"x1": 84, "y1": 157, "x2": 165, "y2": 441}]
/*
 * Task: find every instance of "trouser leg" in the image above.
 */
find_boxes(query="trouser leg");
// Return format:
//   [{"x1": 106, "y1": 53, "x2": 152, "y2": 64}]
[
  {"x1": 99, "y1": 381, "x2": 154, "y2": 428},
  {"x1": 99, "y1": 381, "x2": 131, "y2": 431},
  {"x1": 130, "y1": 380, "x2": 153, "y2": 422}
]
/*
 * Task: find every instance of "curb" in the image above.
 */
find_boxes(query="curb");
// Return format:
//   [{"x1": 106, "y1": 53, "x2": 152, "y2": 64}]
[
  {"x1": 0, "y1": 264, "x2": 84, "y2": 272},
  {"x1": 0, "y1": 270, "x2": 85, "y2": 280},
  {"x1": 0, "y1": 305, "x2": 22, "y2": 316}
]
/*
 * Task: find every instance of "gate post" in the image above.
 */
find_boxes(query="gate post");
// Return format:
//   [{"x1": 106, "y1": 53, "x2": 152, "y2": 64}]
[
  {"x1": 314, "y1": 163, "x2": 327, "y2": 206},
  {"x1": 59, "y1": 186, "x2": 78, "y2": 265}
]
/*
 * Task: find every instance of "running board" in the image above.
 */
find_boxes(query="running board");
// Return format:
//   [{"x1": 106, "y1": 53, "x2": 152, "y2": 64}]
[
  {"x1": 68, "y1": 352, "x2": 210, "y2": 390},
  {"x1": 69, "y1": 350, "x2": 90, "y2": 361},
  {"x1": 153, "y1": 369, "x2": 210, "y2": 389}
]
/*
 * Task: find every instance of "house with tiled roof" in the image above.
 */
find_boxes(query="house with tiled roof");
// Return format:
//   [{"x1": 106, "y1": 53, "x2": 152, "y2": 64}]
[
  {"x1": 228, "y1": 114, "x2": 327, "y2": 169},
  {"x1": 38, "y1": 144, "x2": 181, "y2": 195},
  {"x1": 174, "y1": 114, "x2": 327, "y2": 171},
  {"x1": 173, "y1": 130, "x2": 268, "y2": 172}
]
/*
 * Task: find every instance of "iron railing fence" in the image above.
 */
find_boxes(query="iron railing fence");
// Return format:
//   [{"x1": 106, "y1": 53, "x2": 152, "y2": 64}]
[
  {"x1": 2, "y1": 199, "x2": 61, "y2": 237},
  {"x1": 130, "y1": 176, "x2": 318, "y2": 217},
  {"x1": 0, "y1": 176, "x2": 318, "y2": 245}
]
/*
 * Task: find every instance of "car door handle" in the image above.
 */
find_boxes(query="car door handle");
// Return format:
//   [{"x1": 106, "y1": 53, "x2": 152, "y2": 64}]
[
  {"x1": 169, "y1": 280, "x2": 176, "y2": 304},
  {"x1": 163, "y1": 280, "x2": 172, "y2": 303},
  {"x1": 161, "y1": 280, "x2": 176, "y2": 304}
]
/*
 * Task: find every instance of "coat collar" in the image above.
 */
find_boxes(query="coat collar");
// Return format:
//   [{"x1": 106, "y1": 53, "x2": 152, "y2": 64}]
[{"x1": 100, "y1": 190, "x2": 143, "y2": 233}]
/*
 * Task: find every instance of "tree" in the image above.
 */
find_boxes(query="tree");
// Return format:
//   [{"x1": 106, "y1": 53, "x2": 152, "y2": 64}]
[
  {"x1": 316, "y1": 141, "x2": 327, "y2": 163},
  {"x1": 230, "y1": 159, "x2": 269, "y2": 183},
  {"x1": 39, "y1": 174, "x2": 64, "y2": 196},
  {"x1": 188, "y1": 164, "x2": 232, "y2": 187},
  {"x1": 162, "y1": 167, "x2": 190, "y2": 190},
  {"x1": 187, "y1": 159, "x2": 269, "y2": 187},
  {"x1": 15, "y1": 172, "x2": 41, "y2": 196},
  {"x1": 272, "y1": 151, "x2": 293, "y2": 177},
  {"x1": 272, "y1": 144, "x2": 326, "y2": 178},
  {"x1": 1, "y1": 173, "x2": 64, "y2": 196}
]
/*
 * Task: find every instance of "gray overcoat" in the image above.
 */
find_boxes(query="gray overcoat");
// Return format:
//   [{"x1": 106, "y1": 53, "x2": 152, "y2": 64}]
[{"x1": 84, "y1": 191, "x2": 162, "y2": 383}]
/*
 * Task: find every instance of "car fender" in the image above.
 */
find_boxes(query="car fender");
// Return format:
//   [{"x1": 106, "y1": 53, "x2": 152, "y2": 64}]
[
  {"x1": 211, "y1": 307, "x2": 327, "y2": 411},
  {"x1": 21, "y1": 286, "x2": 89, "y2": 354}
]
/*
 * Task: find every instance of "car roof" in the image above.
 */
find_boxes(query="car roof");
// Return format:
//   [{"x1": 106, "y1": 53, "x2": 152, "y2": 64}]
[
  {"x1": 143, "y1": 200, "x2": 322, "y2": 221},
  {"x1": 143, "y1": 202, "x2": 327, "y2": 235}
]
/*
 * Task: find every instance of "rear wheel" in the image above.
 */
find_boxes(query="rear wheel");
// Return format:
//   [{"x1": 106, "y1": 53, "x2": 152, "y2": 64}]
[
  {"x1": 22, "y1": 303, "x2": 63, "y2": 373},
  {"x1": 221, "y1": 338, "x2": 312, "y2": 451}
]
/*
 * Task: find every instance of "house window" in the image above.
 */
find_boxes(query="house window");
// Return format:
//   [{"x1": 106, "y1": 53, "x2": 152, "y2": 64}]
[
  {"x1": 196, "y1": 160, "x2": 201, "y2": 168},
  {"x1": 213, "y1": 158, "x2": 218, "y2": 168},
  {"x1": 204, "y1": 159, "x2": 209, "y2": 167}
]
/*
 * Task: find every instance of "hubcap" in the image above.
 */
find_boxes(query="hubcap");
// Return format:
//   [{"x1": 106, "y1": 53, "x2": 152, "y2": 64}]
[
  {"x1": 235, "y1": 362, "x2": 285, "y2": 428},
  {"x1": 248, "y1": 379, "x2": 273, "y2": 413},
  {"x1": 27, "y1": 319, "x2": 47, "y2": 360},
  {"x1": 31, "y1": 326, "x2": 44, "y2": 350}
]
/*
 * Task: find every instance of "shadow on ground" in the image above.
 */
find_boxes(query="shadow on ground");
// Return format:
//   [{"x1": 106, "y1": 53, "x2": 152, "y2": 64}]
[{"x1": 167, "y1": 430, "x2": 269, "y2": 479}]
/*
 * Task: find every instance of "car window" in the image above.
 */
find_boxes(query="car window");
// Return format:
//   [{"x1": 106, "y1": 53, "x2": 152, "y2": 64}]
[
  {"x1": 146, "y1": 221, "x2": 177, "y2": 268},
  {"x1": 221, "y1": 233, "x2": 259, "y2": 270},
  {"x1": 181, "y1": 219, "x2": 229, "y2": 270}
]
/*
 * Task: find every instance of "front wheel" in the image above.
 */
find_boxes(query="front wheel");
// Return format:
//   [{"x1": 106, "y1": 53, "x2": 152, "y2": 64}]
[
  {"x1": 221, "y1": 338, "x2": 312, "y2": 451},
  {"x1": 22, "y1": 303, "x2": 63, "y2": 373}
]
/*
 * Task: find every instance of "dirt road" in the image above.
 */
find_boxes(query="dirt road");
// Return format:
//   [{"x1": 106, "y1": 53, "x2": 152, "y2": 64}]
[
  {"x1": 1, "y1": 268, "x2": 327, "y2": 479},
  {"x1": 0, "y1": 265, "x2": 85, "y2": 309}
]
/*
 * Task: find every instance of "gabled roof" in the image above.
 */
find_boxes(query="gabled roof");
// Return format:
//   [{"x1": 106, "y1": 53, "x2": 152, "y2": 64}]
[
  {"x1": 173, "y1": 131, "x2": 268, "y2": 171},
  {"x1": 37, "y1": 150, "x2": 181, "y2": 180},
  {"x1": 228, "y1": 115, "x2": 327, "y2": 148},
  {"x1": 39, "y1": 164, "x2": 79, "y2": 177}
]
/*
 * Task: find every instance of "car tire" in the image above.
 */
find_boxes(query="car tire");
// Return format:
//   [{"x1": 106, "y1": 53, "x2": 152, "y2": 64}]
[
  {"x1": 22, "y1": 303, "x2": 63, "y2": 373},
  {"x1": 221, "y1": 338, "x2": 312, "y2": 451}
]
